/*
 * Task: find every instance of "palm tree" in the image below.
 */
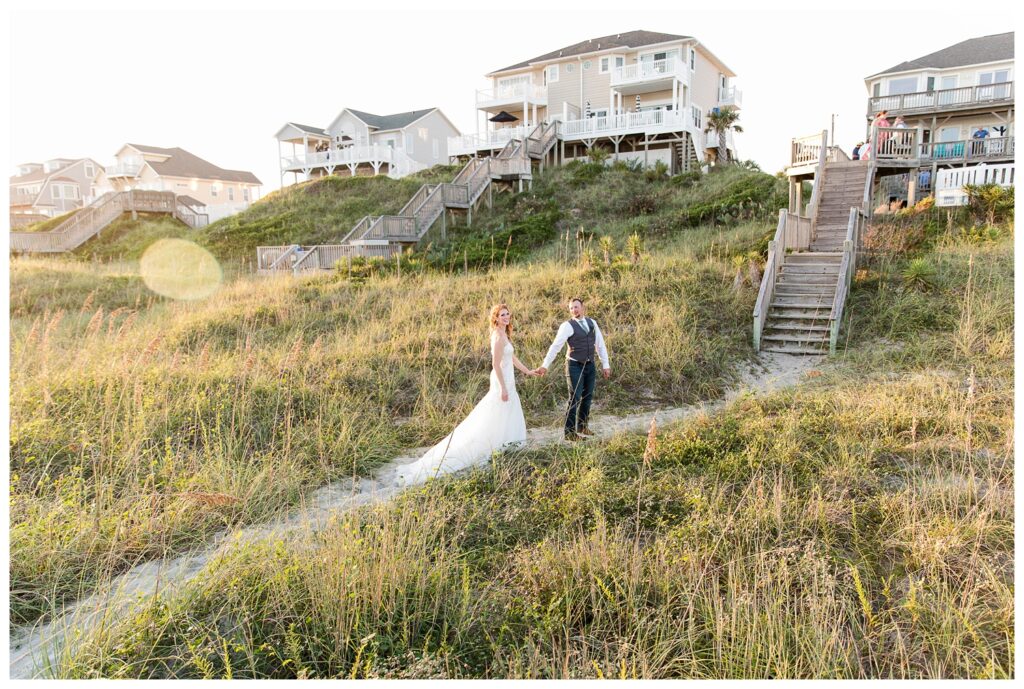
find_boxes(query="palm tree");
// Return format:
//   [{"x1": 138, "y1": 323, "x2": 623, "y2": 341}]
[{"x1": 704, "y1": 107, "x2": 743, "y2": 165}]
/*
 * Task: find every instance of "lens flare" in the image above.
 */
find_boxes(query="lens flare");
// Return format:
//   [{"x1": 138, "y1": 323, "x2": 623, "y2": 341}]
[{"x1": 139, "y1": 239, "x2": 222, "y2": 301}]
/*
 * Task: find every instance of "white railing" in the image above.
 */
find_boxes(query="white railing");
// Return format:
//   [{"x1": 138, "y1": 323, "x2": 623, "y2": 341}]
[
  {"x1": 104, "y1": 162, "x2": 142, "y2": 177},
  {"x1": 477, "y1": 83, "x2": 547, "y2": 106},
  {"x1": 282, "y1": 144, "x2": 399, "y2": 170},
  {"x1": 561, "y1": 109, "x2": 688, "y2": 139},
  {"x1": 718, "y1": 86, "x2": 742, "y2": 108},
  {"x1": 868, "y1": 82, "x2": 1014, "y2": 116},
  {"x1": 447, "y1": 124, "x2": 535, "y2": 156},
  {"x1": 611, "y1": 58, "x2": 686, "y2": 86},
  {"x1": 935, "y1": 163, "x2": 1015, "y2": 207},
  {"x1": 791, "y1": 132, "x2": 829, "y2": 167}
]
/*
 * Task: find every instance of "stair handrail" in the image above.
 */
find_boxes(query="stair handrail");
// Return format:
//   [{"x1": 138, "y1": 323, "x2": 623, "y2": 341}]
[
  {"x1": 753, "y1": 208, "x2": 788, "y2": 351},
  {"x1": 806, "y1": 129, "x2": 828, "y2": 239},
  {"x1": 827, "y1": 207, "x2": 867, "y2": 354},
  {"x1": 340, "y1": 215, "x2": 374, "y2": 244},
  {"x1": 266, "y1": 244, "x2": 301, "y2": 270}
]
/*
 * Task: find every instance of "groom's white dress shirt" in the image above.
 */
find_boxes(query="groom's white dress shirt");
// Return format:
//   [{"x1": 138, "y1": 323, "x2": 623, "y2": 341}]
[{"x1": 541, "y1": 318, "x2": 610, "y2": 370}]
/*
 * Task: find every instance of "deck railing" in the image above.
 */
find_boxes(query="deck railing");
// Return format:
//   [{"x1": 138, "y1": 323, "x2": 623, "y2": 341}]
[
  {"x1": 718, "y1": 86, "x2": 742, "y2": 108},
  {"x1": 477, "y1": 83, "x2": 546, "y2": 106},
  {"x1": 935, "y1": 163, "x2": 1016, "y2": 206},
  {"x1": 282, "y1": 144, "x2": 401, "y2": 170},
  {"x1": 611, "y1": 58, "x2": 686, "y2": 86},
  {"x1": 919, "y1": 136, "x2": 1014, "y2": 163},
  {"x1": 870, "y1": 126, "x2": 919, "y2": 160},
  {"x1": 868, "y1": 81, "x2": 1013, "y2": 116},
  {"x1": 753, "y1": 209, "x2": 787, "y2": 351},
  {"x1": 561, "y1": 108, "x2": 687, "y2": 138}
]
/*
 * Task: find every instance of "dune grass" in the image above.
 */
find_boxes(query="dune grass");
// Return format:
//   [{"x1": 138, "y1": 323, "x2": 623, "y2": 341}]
[
  {"x1": 52, "y1": 228, "x2": 1013, "y2": 679},
  {"x1": 9, "y1": 217, "x2": 764, "y2": 629}
]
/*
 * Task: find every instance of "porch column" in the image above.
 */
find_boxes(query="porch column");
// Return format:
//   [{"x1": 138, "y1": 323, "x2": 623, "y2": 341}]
[
  {"x1": 672, "y1": 79, "x2": 679, "y2": 114},
  {"x1": 907, "y1": 175, "x2": 917, "y2": 205},
  {"x1": 278, "y1": 139, "x2": 284, "y2": 188},
  {"x1": 532, "y1": 103, "x2": 537, "y2": 127},
  {"x1": 523, "y1": 94, "x2": 528, "y2": 127}
]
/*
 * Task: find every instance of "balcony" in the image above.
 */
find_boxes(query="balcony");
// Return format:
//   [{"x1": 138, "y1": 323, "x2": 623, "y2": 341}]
[
  {"x1": 560, "y1": 108, "x2": 693, "y2": 140},
  {"x1": 448, "y1": 124, "x2": 536, "y2": 156},
  {"x1": 476, "y1": 83, "x2": 547, "y2": 112},
  {"x1": 718, "y1": 86, "x2": 742, "y2": 109},
  {"x1": 868, "y1": 82, "x2": 1014, "y2": 117},
  {"x1": 610, "y1": 58, "x2": 687, "y2": 94},
  {"x1": 281, "y1": 144, "x2": 401, "y2": 171},
  {"x1": 105, "y1": 162, "x2": 142, "y2": 178}
]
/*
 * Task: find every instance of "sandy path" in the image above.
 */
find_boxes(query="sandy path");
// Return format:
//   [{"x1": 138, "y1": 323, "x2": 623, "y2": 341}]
[{"x1": 9, "y1": 352, "x2": 820, "y2": 679}]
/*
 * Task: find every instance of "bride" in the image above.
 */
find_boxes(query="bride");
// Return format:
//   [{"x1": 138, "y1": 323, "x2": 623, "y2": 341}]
[{"x1": 395, "y1": 304, "x2": 533, "y2": 484}]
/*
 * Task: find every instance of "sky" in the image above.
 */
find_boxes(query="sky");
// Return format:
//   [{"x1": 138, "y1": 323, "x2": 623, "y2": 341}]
[{"x1": 7, "y1": 1, "x2": 1012, "y2": 193}]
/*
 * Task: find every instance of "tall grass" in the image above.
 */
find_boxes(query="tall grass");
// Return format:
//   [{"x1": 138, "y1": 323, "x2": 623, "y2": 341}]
[
  {"x1": 9, "y1": 229, "x2": 759, "y2": 628},
  {"x1": 48, "y1": 229, "x2": 1013, "y2": 678}
]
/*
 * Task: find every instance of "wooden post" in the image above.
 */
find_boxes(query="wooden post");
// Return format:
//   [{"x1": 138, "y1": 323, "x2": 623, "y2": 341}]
[{"x1": 441, "y1": 206, "x2": 447, "y2": 242}]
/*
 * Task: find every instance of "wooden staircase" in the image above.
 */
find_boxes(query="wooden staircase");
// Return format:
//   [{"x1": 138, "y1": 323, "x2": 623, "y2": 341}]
[
  {"x1": 673, "y1": 134, "x2": 701, "y2": 173},
  {"x1": 754, "y1": 131, "x2": 872, "y2": 355},
  {"x1": 257, "y1": 127, "x2": 552, "y2": 274},
  {"x1": 10, "y1": 191, "x2": 209, "y2": 253},
  {"x1": 810, "y1": 161, "x2": 871, "y2": 252}
]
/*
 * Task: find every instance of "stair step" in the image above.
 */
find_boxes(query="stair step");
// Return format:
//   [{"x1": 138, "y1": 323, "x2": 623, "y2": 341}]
[
  {"x1": 765, "y1": 321, "x2": 831, "y2": 331},
  {"x1": 778, "y1": 276, "x2": 839, "y2": 286},
  {"x1": 762, "y1": 343, "x2": 829, "y2": 355},
  {"x1": 763, "y1": 333, "x2": 829, "y2": 346},
  {"x1": 767, "y1": 311, "x2": 833, "y2": 321},
  {"x1": 781, "y1": 265, "x2": 841, "y2": 274},
  {"x1": 785, "y1": 251, "x2": 843, "y2": 259}
]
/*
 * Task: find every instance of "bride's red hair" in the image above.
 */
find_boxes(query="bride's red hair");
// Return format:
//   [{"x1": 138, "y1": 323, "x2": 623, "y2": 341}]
[{"x1": 489, "y1": 303, "x2": 513, "y2": 337}]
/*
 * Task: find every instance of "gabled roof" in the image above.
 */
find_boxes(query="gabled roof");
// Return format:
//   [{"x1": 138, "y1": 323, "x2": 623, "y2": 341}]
[
  {"x1": 868, "y1": 32, "x2": 1014, "y2": 78},
  {"x1": 490, "y1": 30, "x2": 691, "y2": 74},
  {"x1": 122, "y1": 144, "x2": 261, "y2": 185},
  {"x1": 346, "y1": 108, "x2": 437, "y2": 131},
  {"x1": 10, "y1": 158, "x2": 99, "y2": 188}
]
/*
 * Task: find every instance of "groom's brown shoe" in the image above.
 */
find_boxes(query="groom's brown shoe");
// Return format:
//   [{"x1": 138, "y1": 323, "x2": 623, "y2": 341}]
[
  {"x1": 578, "y1": 427, "x2": 595, "y2": 436},
  {"x1": 564, "y1": 432, "x2": 586, "y2": 442}
]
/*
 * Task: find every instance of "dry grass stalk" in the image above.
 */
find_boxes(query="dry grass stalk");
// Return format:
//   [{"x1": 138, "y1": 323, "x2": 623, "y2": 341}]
[
  {"x1": 85, "y1": 307, "x2": 106, "y2": 338},
  {"x1": 79, "y1": 290, "x2": 96, "y2": 315},
  {"x1": 170, "y1": 492, "x2": 242, "y2": 508},
  {"x1": 643, "y1": 416, "x2": 658, "y2": 467},
  {"x1": 197, "y1": 341, "x2": 211, "y2": 369},
  {"x1": 116, "y1": 312, "x2": 139, "y2": 339}
]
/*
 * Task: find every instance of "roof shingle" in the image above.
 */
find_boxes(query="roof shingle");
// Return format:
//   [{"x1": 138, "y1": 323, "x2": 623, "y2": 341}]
[
  {"x1": 490, "y1": 30, "x2": 691, "y2": 74},
  {"x1": 125, "y1": 144, "x2": 261, "y2": 185},
  {"x1": 868, "y1": 32, "x2": 1014, "y2": 78},
  {"x1": 346, "y1": 108, "x2": 436, "y2": 131}
]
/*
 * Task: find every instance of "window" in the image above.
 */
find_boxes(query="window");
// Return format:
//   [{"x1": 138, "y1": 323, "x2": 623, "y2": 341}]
[
  {"x1": 405, "y1": 133, "x2": 414, "y2": 150},
  {"x1": 243, "y1": 188, "x2": 250, "y2": 202},
  {"x1": 545, "y1": 64, "x2": 559, "y2": 84},
  {"x1": 940, "y1": 75, "x2": 958, "y2": 90},
  {"x1": 566, "y1": 63, "x2": 574, "y2": 73},
  {"x1": 84, "y1": 163, "x2": 95, "y2": 178},
  {"x1": 228, "y1": 187, "x2": 235, "y2": 201},
  {"x1": 52, "y1": 186, "x2": 61, "y2": 199},
  {"x1": 582, "y1": 60, "x2": 591, "y2": 70},
  {"x1": 872, "y1": 82, "x2": 881, "y2": 97},
  {"x1": 211, "y1": 184, "x2": 218, "y2": 197},
  {"x1": 978, "y1": 69, "x2": 1009, "y2": 85},
  {"x1": 888, "y1": 76, "x2": 918, "y2": 95},
  {"x1": 600, "y1": 56, "x2": 622, "y2": 73},
  {"x1": 926, "y1": 76, "x2": 935, "y2": 91},
  {"x1": 689, "y1": 48, "x2": 695, "y2": 70}
]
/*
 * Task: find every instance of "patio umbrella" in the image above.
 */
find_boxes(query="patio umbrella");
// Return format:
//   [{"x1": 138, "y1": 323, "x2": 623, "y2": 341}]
[
  {"x1": 489, "y1": 111, "x2": 519, "y2": 123},
  {"x1": 585, "y1": 100, "x2": 591, "y2": 118},
  {"x1": 636, "y1": 95, "x2": 641, "y2": 111}
]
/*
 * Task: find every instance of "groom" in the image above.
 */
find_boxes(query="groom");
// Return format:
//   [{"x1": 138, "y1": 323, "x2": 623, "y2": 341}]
[{"x1": 535, "y1": 297, "x2": 610, "y2": 441}]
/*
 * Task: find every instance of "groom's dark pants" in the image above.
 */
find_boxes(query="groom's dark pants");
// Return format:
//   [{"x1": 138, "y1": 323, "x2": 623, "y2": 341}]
[{"x1": 565, "y1": 359, "x2": 596, "y2": 436}]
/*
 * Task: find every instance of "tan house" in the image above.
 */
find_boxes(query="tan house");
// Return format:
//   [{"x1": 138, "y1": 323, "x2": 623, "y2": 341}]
[
  {"x1": 449, "y1": 30, "x2": 741, "y2": 171},
  {"x1": 94, "y1": 144, "x2": 262, "y2": 222},
  {"x1": 275, "y1": 107, "x2": 461, "y2": 186},
  {"x1": 863, "y1": 32, "x2": 1014, "y2": 206},
  {"x1": 9, "y1": 158, "x2": 102, "y2": 227}
]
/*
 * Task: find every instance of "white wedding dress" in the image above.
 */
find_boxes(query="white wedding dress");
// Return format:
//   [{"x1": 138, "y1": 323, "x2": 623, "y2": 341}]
[{"x1": 395, "y1": 333, "x2": 527, "y2": 484}]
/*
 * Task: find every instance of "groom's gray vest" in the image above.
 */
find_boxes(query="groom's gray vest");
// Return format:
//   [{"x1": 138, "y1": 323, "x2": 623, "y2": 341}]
[{"x1": 566, "y1": 318, "x2": 596, "y2": 364}]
